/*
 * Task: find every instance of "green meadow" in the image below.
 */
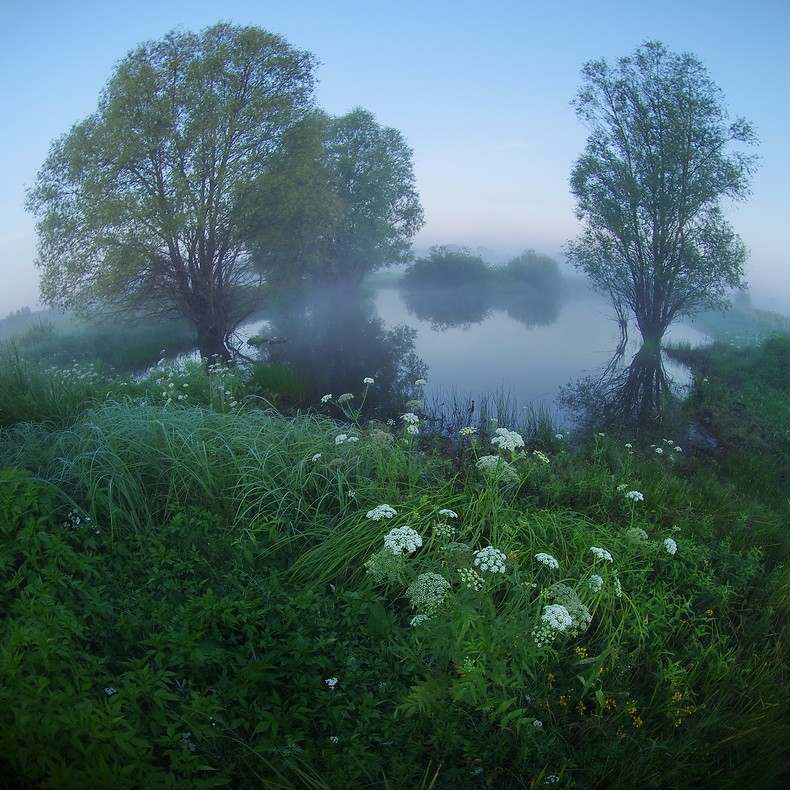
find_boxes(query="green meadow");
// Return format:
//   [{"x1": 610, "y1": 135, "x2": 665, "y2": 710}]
[{"x1": 0, "y1": 320, "x2": 787, "y2": 789}]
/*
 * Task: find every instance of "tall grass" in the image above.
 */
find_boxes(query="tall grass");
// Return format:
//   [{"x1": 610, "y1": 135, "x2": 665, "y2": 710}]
[{"x1": 0, "y1": 332, "x2": 787, "y2": 788}]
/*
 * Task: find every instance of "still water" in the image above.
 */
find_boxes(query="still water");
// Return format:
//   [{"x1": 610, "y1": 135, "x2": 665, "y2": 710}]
[{"x1": 243, "y1": 280, "x2": 710, "y2": 427}]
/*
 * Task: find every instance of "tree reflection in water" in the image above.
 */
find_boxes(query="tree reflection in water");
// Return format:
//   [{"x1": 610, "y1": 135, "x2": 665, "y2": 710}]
[
  {"x1": 560, "y1": 342, "x2": 679, "y2": 431},
  {"x1": 399, "y1": 278, "x2": 565, "y2": 331},
  {"x1": 253, "y1": 284, "x2": 427, "y2": 420}
]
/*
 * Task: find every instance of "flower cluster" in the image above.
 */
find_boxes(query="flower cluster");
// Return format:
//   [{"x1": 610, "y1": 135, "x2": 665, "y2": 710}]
[
  {"x1": 335, "y1": 433, "x2": 359, "y2": 445},
  {"x1": 410, "y1": 614, "x2": 430, "y2": 627},
  {"x1": 363, "y1": 377, "x2": 375, "y2": 385},
  {"x1": 438, "y1": 508, "x2": 458, "y2": 519},
  {"x1": 625, "y1": 490, "x2": 644, "y2": 502},
  {"x1": 541, "y1": 603, "x2": 573, "y2": 632},
  {"x1": 664, "y1": 537, "x2": 678, "y2": 555},
  {"x1": 401, "y1": 412, "x2": 420, "y2": 435},
  {"x1": 459, "y1": 426, "x2": 478, "y2": 437},
  {"x1": 532, "y1": 622, "x2": 556, "y2": 648},
  {"x1": 324, "y1": 677, "x2": 338, "y2": 689},
  {"x1": 473, "y1": 546, "x2": 507, "y2": 573},
  {"x1": 590, "y1": 546, "x2": 613, "y2": 562},
  {"x1": 588, "y1": 574, "x2": 604, "y2": 593},
  {"x1": 407, "y1": 572, "x2": 451, "y2": 614},
  {"x1": 366, "y1": 504, "x2": 397, "y2": 520},
  {"x1": 624, "y1": 526, "x2": 649, "y2": 545},
  {"x1": 491, "y1": 427, "x2": 525, "y2": 453},
  {"x1": 457, "y1": 567, "x2": 485, "y2": 591},
  {"x1": 532, "y1": 450, "x2": 550, "y2": 465},
  {"x1": 337, "y1": 392, "x2": 354, "y2": 404},
  {"x1": 433, "y1": 522, "x2": 456, "y2": 541},
  {"x1": 383, "y1": 526, "x2": 423, "y2": 555},
  {"x1": 476, "y1": 455, "x2": 520, "y2": 484},
  {"x1": 547, "y1": 582, "x2": 591, "y2": 632},
  {"x1": 535, "y1": 552, "x2": 559, "y2": 570}
]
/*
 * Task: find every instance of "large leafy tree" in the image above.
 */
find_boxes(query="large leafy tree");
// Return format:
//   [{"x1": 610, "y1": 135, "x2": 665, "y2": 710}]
[
  {"x1": 27, "y1": 24, "x2": 317, "y2": 360},
  {"x1": 254, "y1": 108, "x2": 423, "y2": 285},
  {"x1": 566, "y1": 40, "x2": 758, "y2": 352},
  {"x1": 318, "y1": 108, "x2": 424, "y2": 283}
]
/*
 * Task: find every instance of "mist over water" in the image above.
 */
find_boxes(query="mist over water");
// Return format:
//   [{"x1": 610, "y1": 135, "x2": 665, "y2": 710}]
[{"x1": 242, "y1": 278, "x2": 709, "y2": 428}]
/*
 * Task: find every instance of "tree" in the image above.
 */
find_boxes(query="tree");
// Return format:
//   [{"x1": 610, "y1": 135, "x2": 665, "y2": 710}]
[
  {"x1": 252, "y1": 108, "x2": 424, "y2": 286},
  {"x1": 26, "y1": 24, "x2": 317, "y2": 360},
  {"x1": 318, "y1": 108, "x2": 423, "y2": 282},
  {"x1": 566, "y1": 41, "x2": 758, "y2": 353}
]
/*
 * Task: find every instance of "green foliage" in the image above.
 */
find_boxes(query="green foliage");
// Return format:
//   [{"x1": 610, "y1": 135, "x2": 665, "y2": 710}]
[
  {"x1": 26, "y1": 23, "x2": 318, "y2": 359},
  {"x1": 0, "y1": 338, "x2": 786, "y2": 787},
  {"x1": 567, "y1": 40, "x2": 758, "y2": 348},
  {"x1": 402, "y1": 245, "x2": 491, "y2": 288}
]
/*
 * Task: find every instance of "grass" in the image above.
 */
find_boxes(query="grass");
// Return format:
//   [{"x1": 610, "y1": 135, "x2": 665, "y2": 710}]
[{"x1": 0, "y1": 331, "x2": 787, "y2": 788}]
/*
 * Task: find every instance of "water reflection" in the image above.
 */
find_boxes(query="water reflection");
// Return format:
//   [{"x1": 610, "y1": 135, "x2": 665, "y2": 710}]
[
  {"x1": 559, "y1": 343, "x2": 681, "y2": 431},
  {"x1": 250, "y1": 284, "x2": 427, "y2": 419},
  {"x1": 399, "y1": 278, "x2": 565, "y2": 331}
]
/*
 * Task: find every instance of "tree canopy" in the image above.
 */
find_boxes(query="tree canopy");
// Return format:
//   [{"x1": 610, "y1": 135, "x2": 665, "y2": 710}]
[
  {"x1": 27, "y1": 23, "x2": 318, "y2": 360},
  {"x1": 566, "y1": 40, "x2": 758, "y2": 350},
  {"x1": 252, "y1": 108, "x2": 424, "y2": 285}
]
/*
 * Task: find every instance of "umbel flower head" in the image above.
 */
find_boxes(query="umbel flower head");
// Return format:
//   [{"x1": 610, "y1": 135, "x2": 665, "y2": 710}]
[
  {"x1": 383, "y1": 526, "x2": 423, "y2": 555},
  {"x1": 491, "y1": 428, "x2": 525, "y2": 453},
  {"x1": 407, "y1": 572, "x2": 451, "y2": 614},
  {"x1": 535, "y1": 552, "x2": 559, "y2": 570},
  {"x1": 473, "y1": 546, "x2": 507, "y2": 573},
  {"x1": 366, "y1": 504, "x2": 397, "y2": 520},
  {"x1": 541, "y1": 603, "x2": 573, "y2": 632}
]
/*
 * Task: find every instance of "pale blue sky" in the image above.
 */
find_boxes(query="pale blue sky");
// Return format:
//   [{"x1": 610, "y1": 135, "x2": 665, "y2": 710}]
[{"x1": 1, "y1": 0, "x2": 788, "y2": 316}]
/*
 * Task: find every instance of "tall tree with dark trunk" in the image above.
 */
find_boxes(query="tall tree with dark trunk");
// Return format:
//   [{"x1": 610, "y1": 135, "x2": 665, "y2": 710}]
[
  {"x1": 566, "y1": 40, "x2": 758, "y2": 356},
  {"x1": 26, "y1": 24, "x2": 317, "y2": 360}
]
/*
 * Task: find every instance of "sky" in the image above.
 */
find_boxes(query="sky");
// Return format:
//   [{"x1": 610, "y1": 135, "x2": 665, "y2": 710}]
[{"x1": 1, "y1": 0, "x2": 789, "y2": 317}]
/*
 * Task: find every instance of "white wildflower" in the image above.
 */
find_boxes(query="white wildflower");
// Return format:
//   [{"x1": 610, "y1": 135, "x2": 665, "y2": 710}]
[
  {"x1": 535, "y1": 552, "x2": 559, "y2": 570},
  {"x1": 459, "y1": 426, "x2": 478, "y2": 437},
  {"x1": 366, "y1": 504, "x2": 397, "y2": 520},
  {"x1": 541, "y1": 603, "x2": 573, "y2": 632},
  {"x1": 532, "y1": 450, "x2": 550, "y2": 465},
  {"x1": 555, "y1": 433, "x2": 565, "y2": 440},
  {"x1": 438, "y1": 508, "x2": 458, "y2": 519},
  {"x1": 457, "y1": 567, "x2": 485, "y2": 591},
  {"x1": 363, "y1": 377, "x2": 375, "y2": 385},
  {"x1": 664, "y1": 537, "x2": 678, "y2": 556},
  {"x1": 407, "y1": 572, "x2": 451, "y2": 614},
  {"x1": 401, "y1": 412, "x2": 420, "y2": 425},
  {"x1": 674, "y1": 446, "x2": 683, "y2": 453},
  {"x1": 588, "y1": 574, "x2": 604, "y2": 593},
  {"x1": 473, "y1": 546, "x2": 507, "y2": 573},
  {"x1": 104, "y1": 687, "x2": 117, "y2": 696},
  {"x1": 532, "y1": 719, "x2": 544, "y2": 728},
  {"x1": 406, "y1": 424, "x2": 419, "y2": 436},
  {"x1": 335, "y1": 434, "x2": 348, "y2": 444},
  {"x1": 415, "y1": 378, "x2": 428, "y2": 387},
  {"x1": 625, "y1": 490, "x2": 644, "y2": 502},
  {"x1": 590, "y1": 546, "x2": 613, "y2": 562},
  {"x1": 655, "y1": 446, "x2": 664, "y2": 454},
  {"x1": 324, "y1": 677, "x2": 338, "y2": 689},
  {"x1": 410, "y1": 614, "x2": 430, "y2": 627},
  {"x1": 383, "y1": 526, "x2": 423, "y2": 555},
  {"x1": 311, "y1": 453, "x2": 322, "y2": 462},
  {"x1": 321, "y1": 394, "x2": 332, "y2": 403},
  {"x1": 337, "y1": 392, "x2": 354, "y2": 404},
  {"x1": 491, "y1": 428, "x2": 525, "y2": 453}
]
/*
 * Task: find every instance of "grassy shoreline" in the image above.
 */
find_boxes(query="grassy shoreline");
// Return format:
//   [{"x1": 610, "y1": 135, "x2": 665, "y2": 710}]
[{"x1": 0, "y1": 326, "x2": 787, "y2": 788}]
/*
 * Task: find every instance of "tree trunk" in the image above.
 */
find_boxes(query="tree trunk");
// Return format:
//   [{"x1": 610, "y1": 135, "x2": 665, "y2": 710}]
[{"x1": 196, "y1": 323, "x2": 231, "y2": 363}]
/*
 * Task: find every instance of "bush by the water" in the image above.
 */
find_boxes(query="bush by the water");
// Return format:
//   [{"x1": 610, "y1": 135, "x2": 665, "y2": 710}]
[{"x1": 0, "y1": 334, "x2": 787, "y2": 788}]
